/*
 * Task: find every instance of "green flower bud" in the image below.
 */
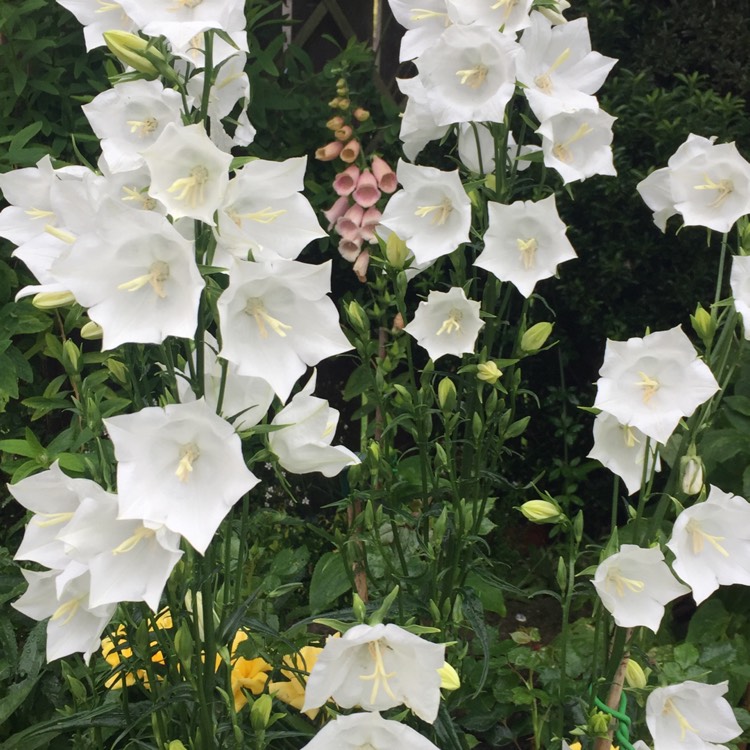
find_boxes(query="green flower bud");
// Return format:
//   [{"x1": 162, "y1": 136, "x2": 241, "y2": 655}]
[
  {"x1": 80, "y1": 321, "x2": 103, "y2": 340},
  {"x1": 250, "y1": 694, "x2": 273, "y2": 732},
  {"x1": 477, "y1": 361, "x2": 502, "y2": 384},
  {"x1": 520, "y1": 322, "x2": 553, "y2": 353},
  {"x1": 519, "y1": 499, "x2": 562, "y2": 524},
  {"x1": 438, "y1": 377, "x2": 457, "y2": 412},
  {"x1": 680, "y1": 453, "x2": 704, "y2": 495},
  {"x1": 624, "y1": 658, "x2": 648, "y2": 689},
  {"x1": 385, "y1": 232, "x2": 410, "y2": 269},
  {"x1": 438, "y1": 662, "x2": 461, "y2": 691},
  {"x1": 32, "y1": 290, "x2": 75, "y2": 309},
  {"x1": 690, "y1": 303, "x2": 715, "y2": 346},
  {"x1": 346, "y1": 300, "x2": 368, "y2": 333},
  {"x1": 103, "y1": 31, "x2": 163, "y2": 76}
]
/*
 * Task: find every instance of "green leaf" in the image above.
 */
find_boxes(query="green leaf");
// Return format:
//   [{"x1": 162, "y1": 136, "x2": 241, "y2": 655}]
[{"x1": 309, "y1": 551, "x2": 352, "y2": 614}]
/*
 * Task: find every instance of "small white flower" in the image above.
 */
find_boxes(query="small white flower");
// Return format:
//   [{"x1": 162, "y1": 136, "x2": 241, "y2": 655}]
[
  {"x1": 730, "y1": 254, "x2": 750, "y2": 339},
  {"x1": 593, "y1": 545, "x2": 690, "y2": 632},
  {"x1": 302, "y1": 623, "x2": 445, "y2": 723},
  {"x1": 387, "y1": 0, "x2": 451, "y2": 62},
  {"x1": 646, "y1": 680, "x2": 741, "y2": 750},
  {"x1": 56, "y1": 0, "x2": 137, "y2": 50},
  {"x1": 405, "y1": 287, "x2": 484, "y2": 361},
  {"x1": 447, "y1": 0, "x2": 532, "y2": 36},
  {"x1": 396, "y1": 75, "x2": 450, "y2": 162}
]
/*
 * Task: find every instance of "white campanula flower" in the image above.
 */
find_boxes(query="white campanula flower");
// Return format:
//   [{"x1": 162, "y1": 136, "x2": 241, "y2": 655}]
[
  {"x1": 416, "y1": 24, "x2": 519, "y2": 126},
  {"x1": 457, "y1": 123, "x2": 538, "y2": 176},
  {"x1": 143, "y1": 122, "x2": 232, "y2": 224},
  {"x1": 217, "y1": 258, "x2": 352, "y2": 401},
  {"x1": 379, "y1": 161, "x2": 471, "y2": 265},
  {"x1": 55, "y1": 0, "x2": 138, "y2": 51},
  {"x1": 635, "y1": 166, "x2": 675, "y2": 232},
  {"x1": 593, "y1": 326, "x2": 719, "y2": 445},
  {"x1": 301, "y1": 712, "x2": 441, "y2": 750},
  {"x1": 592, "y1": 545, "x2": 690, "y2": 632},
  {"x1": 446, "y1": 0, "x2": 532, "y2": 36},
  {"x1": 646, "y1": 680, "x2": 741, "y2": 750},
  {"x1": 587, "y1": 412, "x2": 662, "y2": 496},
  {"x1": 475, "y1": 195, "x2": 577, "y2": 297},
  {"x1": 396, "y1": 76, "x2": 450, "y2": 162},
  {"x1": 13, "y1": 563, "x2": 116, "y2": 663},
  {"x1": 50, "y1": 204, "x2": 204, "y2": 350},
  {"x1": 730, "y1": 254, "x2": 750, "y2": 339},
  {"x1": 667, "y1": 486, "x2": 750, "y2": 605},
  {"x1": 302, "y1": 623, "x2": 445, "y2": 723},
  {"x1": 537, "y1": 107, "x2": 617, "y2": 184},
  {"x1": 404, "y1": 287, "x2": 483, "y2": 361},
  {"x1": 82, "y1": 80, "x2": 184, "y2": 174},
  {"x1": 106, "y1": 398, "x2": 259, "y2": 554},
  {"x1": 268, "y1": 371, "x2": 359, "y2": 477},
  {"x1": 387, "y1": 0, "x2": 451, "y2": 62}
]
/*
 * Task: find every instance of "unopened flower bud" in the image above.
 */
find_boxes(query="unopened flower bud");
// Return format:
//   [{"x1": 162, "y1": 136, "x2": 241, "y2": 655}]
[
  {"x1": 392, "y1": 312, "x2": 405, "y2": 331},
  {"x1": 519, "y1": 499, "x2": 561, "y2": 524},
  {"x1": 690, "y1": 303, "x2": 715, "y2": 345},
  {"x1": 250, "y1": 694, "x2": 273, "y2": 732},
  {"x1": 80, "y1": 321, "x2": 104, "y2": 340},
  {"x1": 520, "y1": 322, "x2": 553, "y2": 353},
  {"x1": 385, "y1": 232, "x2": 409, "y2": 269},
  {"x1": 353, "y1": 107, "x2": 370, "y2": 122},
  {"x1": 438, "y1": 377, "x2": 457, "y2": 412},
  {"x1": 680, "y1": 454, "x2": 704, "y2": 495},
  {"x1": 103, "y1": 31, "x2": 164, "y2": 76},
  {"x1": 326, "y1": 116, "x2": 345, "y2": 130},
  {"x1": 477, "y1": 361, "x2": 502, "y2": 384},
  {"x1": 347, "y1": 300, "x2": 368, "y2": 332},
  {"x1": 624, "y1": 658, "x2": 647, "y2": 689},
  {"x1": 438, "y1": 662, "x2": 461, "y2": 691},
  {"x1": 328, "y1": 97, "x2": 341, "y2": 108},
  {"x1": 335, "y1": 125, "x2": 353, "y2": 141},
  {"x1": 32, "y1": 290, "x2": 75, "y2": 309},
  {"x1": 337, "y1": 98, "x2": 350, "y2": 110},
  {"x1": 589, "y1": 709, "x2": 611, "y2": 735},
  {"x1": 168, "y1": 742, "x2": 188, "y2": 750}
]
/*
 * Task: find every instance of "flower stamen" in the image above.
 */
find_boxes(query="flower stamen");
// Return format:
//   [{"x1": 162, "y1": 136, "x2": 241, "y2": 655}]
[
  {"x1": 44, "y1": 225, "x2": 76, "y2": 244},
  {"x1": 606, "y1": 568, "x2": 646, "y2": 597},
  {"x1": 34, "y1": 511, "x2": 75, "y2": 528},
  {"x1": 517, "y1": 237, "x2": 538, "y2": 269},
  {"x1": 694, "y1": 175, "x2": 734, "y2": 208},
  {"x1": 436, "y1": 308, "x2": 463, "y2": 336},
  {"x1": 51, "y1": 597, "x2": 83, "y2": 625},
  {"x1": 118, "y1": 261, "x2": 170, "y2": 298},
  {"x1": 686, "y1": 520, "x2": 730, "y2": 557},
  {"x1": 359, "y1": 640, "x2": 398, "y2": 704},
  {"x1": 533, "y1": 48, "x2": 571, "y2": 94},
  {"x1": 663, "y1": 698, "x2": 698, "y2": 741},
  {"x1": 621, "y1": 425, "x2": 640, "y2": 449},
  {"x1": 122, "y1": 186, "x2": 158, "y2": 211},
  {"x1": 410, "y1": 8, "x2": 450, "y2": 23},
  {"x1": 126, "y1": 117, "x2": 158, "y2": 137},
  {"x1": 415, "y1": 198, "x2": 453, "y2": 225},
  {"x1": 636, "y1": 371, "x2": 660, "y2": 403},
  {"x1": 175, "y1": 443, "x2": 200, "y2": 482},
  {"x1": 229, "y1": 207, "x2": 287, "y2": 226},
  {"x1": 167, "y1": 165, "x2": 210, "y2": 208},
  {"x1": 245, "y1": 298, "x2": 292, "y2": 339},
  {"x1": 456, "y1": 64, "x2": 489, "y2": 89},
  {"x1": 112, "y1": 526, "x2": 155, "y2": 555},
  {"x1": 552, "y1": 123, "x2": 593, "y2": 163}
]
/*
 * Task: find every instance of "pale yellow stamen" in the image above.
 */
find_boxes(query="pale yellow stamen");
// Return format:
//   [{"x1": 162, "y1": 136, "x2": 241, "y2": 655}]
[
  {"x1": 686, "y1": 519, "x2": 730, "y2": 557},
  {"x1": 517, "y1": 237, "x2": 538, "y2": 270},
  {"x1": 456, "y1": 64, "x2": 489, "y2": 89},
  {"x1": 118, "y1": 261, "x2": 170, "y2": 298},
  {"x1": 121, "y1": 186, "x2": 157, "y2": 211},
  {"x1": 96, "y1": 0, "x2": 121, "y2": 11},
  {"x1": 26, "y1": 207, "x2": 55, "y2": 220},
  {"x1": 606, "y1": 568, "x2": 645, "y2": 598},
  {"x1": 359, "y1": 640, "x2": 398, "y2": 704},
  {"x1": 491, "y1": 0, "x2": 517, "y2": 19},
  {"x1": 621, "y1": 425, "x2": 639, "y2": 449},
  {"x1": 126, "y1": 117, "x2": 158, "y2": 137},
  {"x1": 436, "y1": 308, "x2": 463, "y2": 336},
  {"x1": 635, "y1": 371, "x2": 659, "y2": 404},
  {"x1": 34, "y1": 511, "x2": 75, "y2": 528},
  {"x1": 533, "y1": 48, "x2": 571, "y2": 93},
  {"x1": 167, "y1": 165, "x2": 210, "y2": 208},
  {"x1": 552, "y1": 123, "x2": 593, "y2": 163},
  {"x1": 415, "y1": 198, "x2": 453, "y2": 225},
  {"x1": 169, "y1": 0, "x2": 203, "y2": 9},
  {"x1": 245, "y1": 298, "x2": 292, "y2": 339},
  {"x1": 175, "y1": 443, "x2": 200, "y2": 482},
  {"x1": 663, "y1": 698, "x2": 698, "y2": 741},
  {"x1": 51, "y1": 597, "x2": 83, "y2": 625},
  {"x1": 228, "y1": 207, "x2": 287, "y2": 227},
  {"x1": 694, "y1": 175, "x2": 734, "y2": 208},
  {"x1": 45, "y1": 225, "x2": 76, "y2": 244},
  {"x1": 410, "y1": 8, "x2": 450, "y2": 23},
  {"x1": 112, "y1": 526, "x2": 155, "y2": 555}
]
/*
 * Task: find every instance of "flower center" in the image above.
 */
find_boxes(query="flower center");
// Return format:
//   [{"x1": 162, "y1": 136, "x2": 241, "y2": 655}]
[
  {"x1": 171, "y1": 0, "x2": 203, "y2": 8},
  {"x1": 456, "y1": 64, "x2": 489, "y2": 89},
  {"x1": 491, "y1": 0, "x2": 517, "y2": 17},
  {"x1": 533, "y1": 48, "x2": 571, "y2": 94},
  {"x1": 663, "y1": 698, "x2": 698, "y2": 741},
  {"x1": 621, "y1": 425, "x2": 639, "y2": 449},
  {"x1": 686, "y1": 519, "x2": 729, "y2": 557},
  {"x1": 516, "y1": 237, "x2": 538, "y2": 269},
  {"x1": 175, "y1": 443, "x2": 200, "y2": 482},
  {"x1": 436, "y1": 308, "x2": 463, "y2": 336},
  {"x1": 112, "y1": 526, "x2": 156, "y2": 555},
  {"x1": 122, "y1": 186, "x2": 158, "y2": 210},
  {"x1": 167, "y1": 165, "x2": 210, "y2": 208},
  {"x1": 244, "y1": 298, "x2": 292, "y2": 339},
  {"x1": 605, "y1": 568, "x2": 645, "y2": 598},
  {"x1": 26, "y1": 207, "x2": 55, "y2": 221},
  {"x1": 694, "y1": 175, "x2": 734, "y2": 208},
  {"x1": 118, "y1": 260, "x2": 170, "y2": 298},
  {"x1": 414, "y1": 197, "x2": 453, "y2": 225},
  {"x1": 126, "y1": 117, "x2": 158, "y2": 137},
  {"x1": 410, "y1": 8, "x2": 450, "y2": 24},
  {"x1": 552, "y1": 123, "x2": 593, "y2": 164},
  {"x1": 96, "y1": 0, "x2": 121, "y2": 12},
  {"x1": 227, "y1": 206, "x2": 287, "y2": 227},
  {"x1": 52, "y1": 596, "x2": 84, "y2": 625},
  {"x1": 635, "y1": 371, "x2": 660, "y2": 404},
  {"x1": 359, "y1": 639, "x2": 398, "y2": 704}
]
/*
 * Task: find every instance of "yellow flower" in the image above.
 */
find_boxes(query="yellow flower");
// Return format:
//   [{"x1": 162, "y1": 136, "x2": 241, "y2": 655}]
[
  {"x1": 477, "y1": 361, "x2": 502, "y2": 384},
  {"x1": 268, "y1": 644, "x2": 324, "y2": 719},
  {"x1": 230, "y1": 630, "x2": 273, "y2": 711},
  {"x1": 438, "y1": 661, "x2": 461, "y2": 691}
]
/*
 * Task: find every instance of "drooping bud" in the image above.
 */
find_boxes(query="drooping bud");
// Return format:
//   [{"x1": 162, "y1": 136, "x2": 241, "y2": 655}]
[
  {"x1": 519, "y1": 499, "x2": 562, "y2": 524},
  {"x1": 326, "y1": 115, "x2": 345, "y2": 130},
  {"x1": 103, "y1": 31, "x2": 164, "y2": 76},
  {"x1": 315, "y1": 141, "x2": 344, "y2": 162},
  {"x1": 32, "y1": 290, "x2": 75, "y2": 309},
  {"x1": 520, "y1": 322, "x2": 553, "y2": 353}
]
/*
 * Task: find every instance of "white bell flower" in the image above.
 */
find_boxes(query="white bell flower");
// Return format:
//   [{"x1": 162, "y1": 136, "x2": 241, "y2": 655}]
[
  {"x1": 537, "y1": 107, "x2": 617, "y2": 184},
  {"x1": 55, "y1": 0, "x2": 137, "y2": 51},
  {"x1": 397, "y1": 75, "x2": 450, "y2": 162},
  {"x1": 592, "y1": 544, "x2": 690, "y2": 632},
  {"x1": 268, "y1": 371, "x2": 359, "y2": 477},
  {"x1": 475, "y1": 195, "x2": 577, "y2": 297},
  {"x1": 593, "y1": 326, "x2": 719, "y2": 445},
  {"x1": 446, "y1": 0, "x2": 532, "y2": 36},
  {"x1": 82, "y1": 80, "x2": 184, "y2": 174},
  {"x1": 636, "y1": 166, "x2": 675, "y2": 232},
  {"x1": 404, "y1": 287, "x2": 484, "y2": 361},
  {"x1": 50, "y1": 205, "x2": 204, "y2": 350},
  {"x1": 301, "y1": 712, "x2": 441, "y2": 750},
  {"x1": 105, "y1": 398, "x2": 259, "y2": 554},
  {"x1": 646, "y1": 680, "x2": 741, "y2": 750},
  {"x1": 379, "y1": 160, "x2": 471, "y2": 265},
  {"x1": 587, "y1": 412, "x2": 662, "y2": 495},
  {"x1": 217, "y1": 258, "x2": 352, "y2": 402},
  {"x1": 730, "y1": 254, "x2": 750, "y2": 339},
  {"x1": 388, "y1": 0, "x2": 451, "y2": 61},
  {"x1": 667, "y1": 485, "x2": 750, "y2": 605},
  {"x1": 416, "y1": 24, "x2": 519, "y2": 126},
  {"x1": 302, "y1": 623, "x2": 445, "y2": 723},
  {"x1": 143, "y1": 122, "x2": 233, "y2": 224}
]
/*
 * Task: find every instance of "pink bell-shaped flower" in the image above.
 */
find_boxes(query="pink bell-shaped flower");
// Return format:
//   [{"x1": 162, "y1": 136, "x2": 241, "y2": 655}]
[{"x1": 353, "y1": 169, "x2": 381, "y2": 208}]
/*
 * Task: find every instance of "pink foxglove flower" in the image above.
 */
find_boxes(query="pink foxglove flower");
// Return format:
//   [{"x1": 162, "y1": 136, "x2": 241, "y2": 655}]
[
  {"x1": 667, "y1": 485, "x2": 750, "y2": 604},
  {"x1": 315, "y1": 141, "x2": 344, "y2": 161},
  {"x1": 106, "y1": 398, "x2": 259, "y2": 554},
  {"x1": 360, "y1": 207, "x2": 382, "y2": 242},
  {"x1": 333, "y1": 165, "x2": 361, "y2": 196},
  {"x1": 593, "y1": 545, "x2": 689, "y2": 632},
  {"x1": 593, "y1": 326, "x2": 719, "y2": 445},
  {"x1": 337, "y1": 204, "x2": 365, "y2": 242},
  {"x1": 646, "y1": 681, "x2": 741, "y2": 750},
  {"x1": 475, "y1": 195, "x2": 577, "y2": 297},
  {"x1": 323, "y1": 195, "x2": 350, "y2": 229},
  {"x1": 341, "y1": 140, "x2": 361, "y2": 163},
  {"x1": 371, "y1": 155, "x2": 398, "y2": 193},
  {"x1": 353, "y1": 170, "x2": 381, "y2": 208},
  {"x1": 302, "y1": 623, "x2": 445, "y2": 722},
  {"x1": 404, "y1": 287, "x2": 484, "y2": 361}
]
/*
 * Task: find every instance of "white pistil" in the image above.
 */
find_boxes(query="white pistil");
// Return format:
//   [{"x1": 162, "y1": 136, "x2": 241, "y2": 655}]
[
  {"x1": 112, "y1": 526, "x2": 155, "y2": 555},
  {"x1": 552, "y1": 123, "x2": 593, "y2": 164},
  {"x1": 245, "y1": 298, "x2": 292, "y2": 339},
  {"x1": 517, "y1": 237, "x2": 538, "y2": 270},
  {"x1": 663, "y1": 699, "x2": 698, "y2": 741},
  {"x1": 33, "y1": 511, "x2": 75, "y2": 528},
  {"x1": 175, "y1": 443, "x2": 200, "y2": 482},
  {"x1": 96, "y1": 0, "x2": 121, "y2": 12},
  {"x1": 44, "y1": 225, "x2": 76, "y2": 244},
  {"x1": 686, "y1": 520, "x2": 730, "y2": 557},
  {"x1": 621, "y1": 425, "x2": 639, "y2": 449},
  {"x1": 533, "y1": 48, "x2": 571, "y2": 94},
  {"x1": 414, "y1": 197, "x2": 453, "y2": 225},
  {"x1": 456, "y1": 64, "x2": 489, "y2": 89},
  {"x1": 229, "y1": 207, "x2": 287, "y2": 226},
  {"x1": 635, "y1": 371, "x2": 660, "y2": 404},
  {"x1": 167, "y1": 165, "x2": 210, "y2": 208},
  {"x1": 606, "y1": 568, "x2": 646, "y2": 598},
  {"x1": 118, "y1": 260, "x2": 170, "y2": 298},
  {"x1": 410, "y1": 8, "x2": 450, "y2": 23},
  {"x1": 491, "y1": 0, "x2": 517, "y2": 19},
  {"x1": 436, "y1": 308, "x2": 463, "y2": 336},
  {"x1": 126, "y1": 117, "x2": 158, "y2": 137},
  {"x1": 359, "y1": 640, "x2": 398, "y2": 704},
  {"x1": 26, "y1": 207, "x2": 55, "y2": 220},
  {"x1": 694, "y1": 175, "x2": 734, "y2": 208}
]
